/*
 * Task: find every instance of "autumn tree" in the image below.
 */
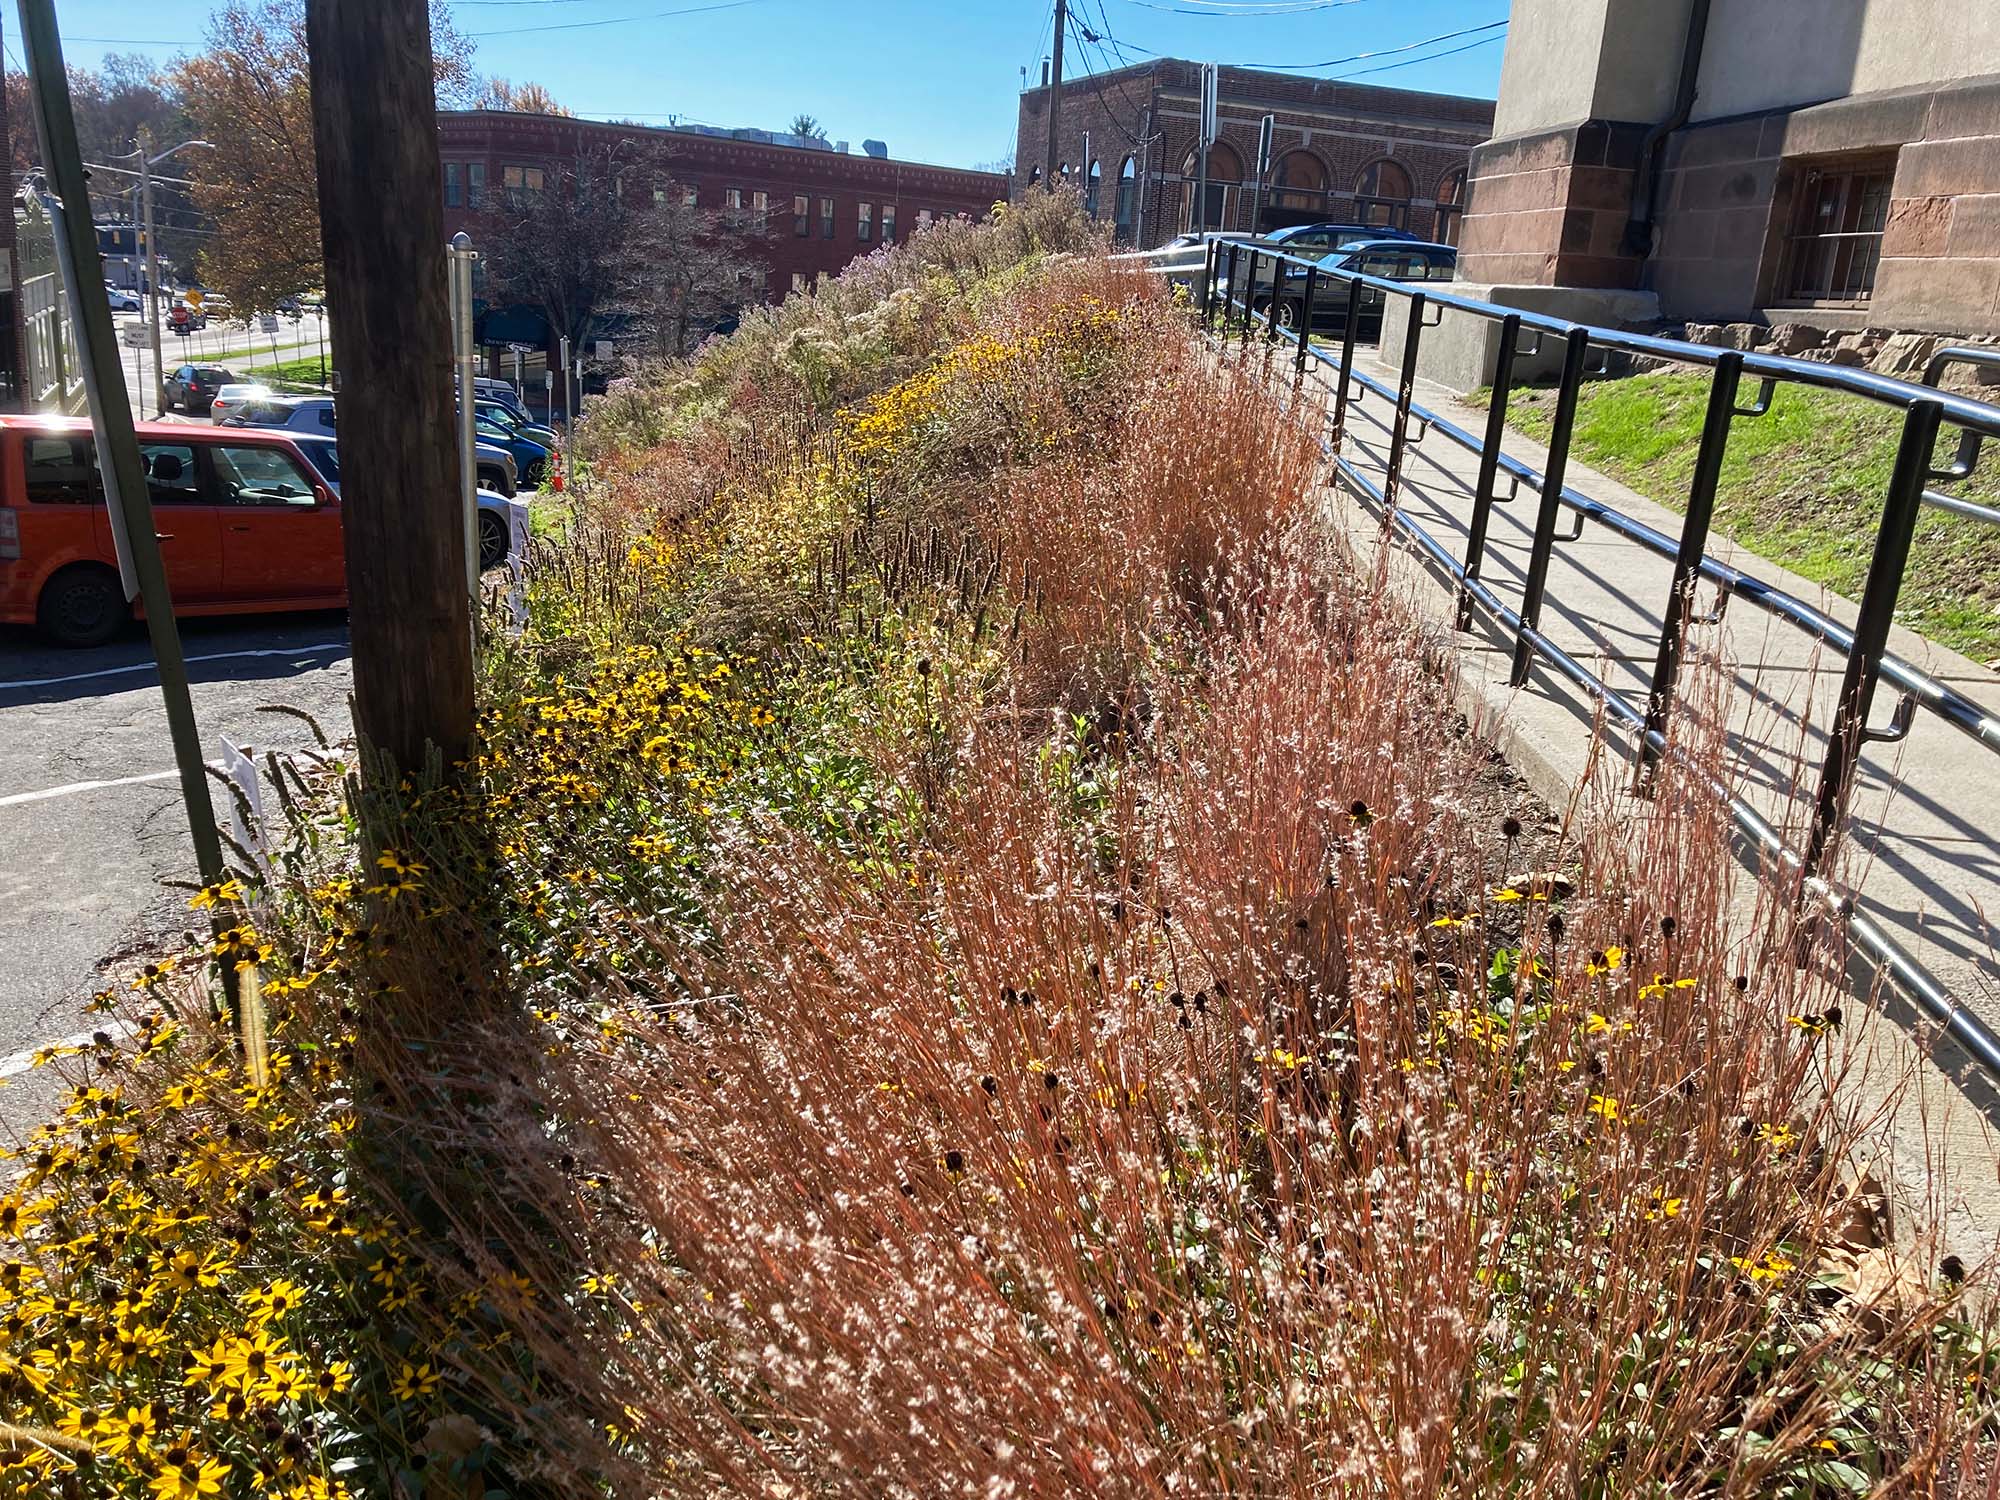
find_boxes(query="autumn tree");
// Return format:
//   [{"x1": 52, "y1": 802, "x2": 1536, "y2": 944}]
[
  {"x1": 616, "y1": 179, "x2": 761, "y2": 358},
  {"x1": 169, "y1": 0, "x2": 474, "y2": 312},
  {"x1": 478, "y1": 78, "x2": 571, "y2": 116}
]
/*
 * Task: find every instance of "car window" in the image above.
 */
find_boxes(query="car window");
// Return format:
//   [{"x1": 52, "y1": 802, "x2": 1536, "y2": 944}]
[
  {"x1": 22, "y1": 437, "x2": 98, "y2": 505},
  {"x1": 295, "y1": 442, "x2": 339, "y2": 486},
  {"x1": 316, "y1": 406, "x2": 336, "y2": 430},
  {"x1": 141, "y1": 444, "x2": 202, "y2": 506},
  {"x1": 1356, "y1": 254, "x2": 1402, "y2": 278},
  {"x1": 211, "y1": 444, "x2": 317, "y2": 506},
  {"x1": 1424, "y1": 253, "x2": 1457, "y2": 281}
]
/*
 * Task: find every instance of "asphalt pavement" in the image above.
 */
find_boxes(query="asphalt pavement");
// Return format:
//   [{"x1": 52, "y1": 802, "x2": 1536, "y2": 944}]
[{"x1": 0, "y1": 614, "x2": 353, "y2": 1069}]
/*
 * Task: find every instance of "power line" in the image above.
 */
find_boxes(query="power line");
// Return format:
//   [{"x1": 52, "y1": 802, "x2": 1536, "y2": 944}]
[
  {"x1": 1334, "y1": 30, "x2": 1504, "y2": 77},
  {"x1": 469, "y1": 0, "x2": 771, "y2": 37},
  {"x1": 1238, "y1": 17, "x2": 1506, "y2": 71},
  {"x1": 1114, "y1": 0, "x2": 1376, "y2": 14}
]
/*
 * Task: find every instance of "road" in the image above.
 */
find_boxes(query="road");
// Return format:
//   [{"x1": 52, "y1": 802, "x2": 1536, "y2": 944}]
[
  {"x1": 0, "y1": 615, "x2": 353, "y2": 1067},
  {"x1": 110, "y1": 308, "x2": 334, "y2": 419}
]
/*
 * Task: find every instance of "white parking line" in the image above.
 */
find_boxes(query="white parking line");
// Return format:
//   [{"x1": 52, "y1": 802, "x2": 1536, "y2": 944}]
[
  {"x1": 0, "y1": 641, "x2": 348, "y2": 693},
  {"x1": 0, "y1": 769, "x2": 189, "y2": 809}
]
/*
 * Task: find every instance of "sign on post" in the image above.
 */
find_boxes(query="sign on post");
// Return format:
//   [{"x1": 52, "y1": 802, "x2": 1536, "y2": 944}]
[
  {"x1": 120, "y1": 322, "x2": 149, "y2": 348},
  {"x1": 258, "y1": 313, "x2": 279, "y2": 334}
]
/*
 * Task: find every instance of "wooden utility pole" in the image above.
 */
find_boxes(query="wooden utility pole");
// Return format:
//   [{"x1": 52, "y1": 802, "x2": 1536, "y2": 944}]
[
  {"x1": 305, "y1": 0, "x2": 473, "y2": 774},
  {"x1": 1043, "y1": 0, "x2": 1067, "y2": 188}
]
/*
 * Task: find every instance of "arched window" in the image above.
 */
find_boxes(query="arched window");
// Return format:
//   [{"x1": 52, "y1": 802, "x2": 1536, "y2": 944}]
[
  {"x1": 1434, "y1": 167, "x2": 1467, "y2": 246},
  {"x1": 1355, "y1": 158, "x2": 1413, "y2": 230},
  {"x1": 1274, "y1": 151, "x2": 1329, "y2": 213},
  {"x1": 1181, "y1": 140, "x2": 1244, "y2": 231},
  {"x1": 1027, "y1": 165, "x2": 1041, "y2": 188},
  {"x1": 1086, "y1": 159, "x2": 1102, "y2": 217},
  {"x1": 1114, "y1": 155, "x2": 1138, "y2": 242}
]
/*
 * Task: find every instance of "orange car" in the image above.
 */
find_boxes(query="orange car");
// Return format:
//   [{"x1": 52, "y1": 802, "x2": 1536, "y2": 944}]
[{"x1": 0, "y1": 417, "x2": 344, "y2": 646}]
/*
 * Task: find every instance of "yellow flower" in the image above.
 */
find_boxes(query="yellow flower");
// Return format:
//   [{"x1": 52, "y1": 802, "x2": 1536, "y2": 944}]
[
  {"x1": 189, "y1": 877, "x2": 245, "y2": 911},
  {"x1": 256, "y1": 1365, "x2": 311, "y2": 1404},
  {"x1": 155, "y1": 1248, "x2": 230, "y2": 1293},
  {"x1": 0, "y1": 1194, "x2": 51, "y2": 1237},
  {"x1": 211, "y1": 925, "x2": 273, "y2": 971},
  {"x1": 1638, "y1": 973, "x2": 1698, "y2": 1001},
  {"x1": 1586, "y1": 946, "x2": 1625, "y2": 976},
  {"x1": 312, "y1": 1360, "x2": 354, "y2": 1400},
  {"x1": 148, "y1": 1444, "x2": 230, "y2": 1499},
  {"x1": 1586, "y1": 1093, "x2": 1620, "y2": 1122},
  {"x1": 387, "y1": 1360, "x2": 441, "y2": 1403},
  {"x1": 217, "y1": 1329, "x2": 292, "y2": 1392},
  {"x1": 241, "y1": 1279, "x2": 306, "y2": 1325},
  {"x1": 99, "y1": 1403, "x2": 162, "y2": 1458}
]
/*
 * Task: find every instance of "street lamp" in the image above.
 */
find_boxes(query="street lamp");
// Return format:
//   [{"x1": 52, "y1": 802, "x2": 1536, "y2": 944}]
[{"x1": 128, "y1": 134, "x2": 215, "y2": 416}]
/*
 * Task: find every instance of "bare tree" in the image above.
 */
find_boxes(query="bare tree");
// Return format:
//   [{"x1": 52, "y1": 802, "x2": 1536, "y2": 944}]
[
  {"x1": 789, "y1": 112, "x2": 822, "y2": 142},
  {"x1": 480, "y1": 142, "x2": 759, "y2": 367},
  {"x1": 479, "y1": 77, "x2": 570, "y2": 115}
]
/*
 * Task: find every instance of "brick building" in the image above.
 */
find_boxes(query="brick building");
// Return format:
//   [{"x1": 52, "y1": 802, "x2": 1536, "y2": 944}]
[
  {"x1": 1461, "y1": 0, "x2": 2000, "y2": 334},
  {"x1": 436, "y1": 110, "x2": 1007, "y2": 391},
  {"x1": 1014, "y1": 60, "x2": 1493, "y2": 249}
]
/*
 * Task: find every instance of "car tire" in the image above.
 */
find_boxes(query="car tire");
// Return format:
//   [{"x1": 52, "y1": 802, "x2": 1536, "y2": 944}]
[
  {"x1": 478, "y1": 464, "x2": 515, "y2": 498},
  {"x1": 477, "y1": 511, "x2": 509, "y2": 571},
  {"x1": 36, "y1": 565, "x2": 128, "y2": 648},
  {"x1": 1276, "y1": 299, "x2": 1304, "y2": 334}
]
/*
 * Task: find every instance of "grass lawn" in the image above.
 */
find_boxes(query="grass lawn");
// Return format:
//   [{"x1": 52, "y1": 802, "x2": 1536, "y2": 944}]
[
  {"x1": 242, "y1": 352, "x2": 332, "y2": 390},
  {"x1": 1493, "y1": 370, "x2": 2000, "y2": 660}
]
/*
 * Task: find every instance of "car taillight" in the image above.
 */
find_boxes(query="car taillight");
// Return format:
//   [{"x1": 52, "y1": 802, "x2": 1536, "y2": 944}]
[
  {"x1": 211, "y1": 399, "x2": 224, "y2": 413},
  {"x1": 0, "y1": 508, "x2": 18, "y2": 560}
]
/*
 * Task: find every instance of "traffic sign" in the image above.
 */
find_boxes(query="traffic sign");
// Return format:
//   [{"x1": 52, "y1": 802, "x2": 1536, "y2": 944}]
[
  {"x1": 120, "y1": 323, "x2": 149, "y2": 348},
  {"x1": 259, "y1": 314, "x2": 279, "y2": 334},
  {"x1": 185, "y1": 289, "x2": 204, "y2": 308}
]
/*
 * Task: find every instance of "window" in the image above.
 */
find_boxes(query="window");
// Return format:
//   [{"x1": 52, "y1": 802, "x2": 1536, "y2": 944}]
[
  {"x1": 858, "y1": 201, "x2": 874, "y2": 240},
  {"x1": 467, "y1": 162, "x2": 486, "y2": 209},
  {"x1": 819, "y1": 196, "x2": 834, "y2": 238},
  {"x1": 501, "y1": 164, "x2": 544, "y2": 204},
  {"x1": 916, "y1": 208, "x2": 933, "y2": 230},
  {"x1": 212, "y1": 445, "x2": 317, "y2": 506},
  {"x1": 1085, "y1": 160, "x2": 1101, "y2": 217},
  {"x1": 791, "y1": 271, "x2": 807, "y2": 294},
  {"x1": 297, "y1": 442, "x2": 340, "y2": 487},
  {"x1": 23, "y1": 436, "x2": 98, "y2": 505},
  {"x1": 1354, "y1": 159, "x2": 1413, "y2": 230},
  {"x1": 794, "y1": 193, "x2": 810, "y2": 236},
  {"x1": 1114, "y1": 156, "x2": 1137, "y2": 242},
  {"x1": 1781, "y1": 157, "x2": 1895, "y2": 303},
  {"x1": 725, "y1": 187, "x2": 743, "y2": 213},
  {"x1": 882, "y1": 203, "x2": 896, "y2": 242},
  {"x1": 143, "y1": 445, "x2": 202, "y2": 507},
  {"x1": 444, "y1": 162, "x2": 463, "y2": 209},
  {"x1": 1182, "y1": 142, "x2": 1244, "y2": 231},
  {"x1": 682, "y1": 184, "x2": 698, "y2": 207},
  {"x1": 1434, "y1": 168, "x2": 1467, "y2": 247},
  {"x1": 1275, "y1": 151, "x2": 1329, "y2": 213},
  {"x1": 752, "y1": 189, "x2": 769, "y2": 230}
]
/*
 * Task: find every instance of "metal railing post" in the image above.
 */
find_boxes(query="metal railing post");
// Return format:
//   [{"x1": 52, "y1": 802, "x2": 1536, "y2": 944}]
[
  {"x1": 1457, "y1": 312, "x2": 1522, "y2": 630},
  {"x1": 1636, "y1": 351, "x2": 1743, "y2": 792},
  {"x1": 1329, "y1": 271, "x2": 1361, "y2": 449},
  {"x1": 1222, "y1": 242, "x2": 1240, "y2": 334},
  {"x1": 1240, "y1": 249, "x2": 1258, "y2": 347},
  {"x1": 1294, "y1": 264, "x2": 1317, "y2": 376},
  {"x1": 1509, "y1": 327, "x2": 1592, "y2": 686},
  {"x1": 1384, "y1": 290, "x2": 1427, "y2": 507},
  {"x1": 1198, "y1": 237, "x2": 1216, "y2": 325},
  {"x1": 1800, "y1": 398, "x2": 1944, "y2": 880},
  {"x1": 1264, "y1": 255, "x2": 1281, "y2": 344}
]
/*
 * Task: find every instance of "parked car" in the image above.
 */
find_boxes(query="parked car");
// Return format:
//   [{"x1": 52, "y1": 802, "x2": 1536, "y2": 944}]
[
  {"x1": 470, "y1": 399, "x2": 558, "y2": 448},
  {"x1": 1261, "y1": 222, "x2": 1422, "y2": 255},
  {"x1": 473, "y1": 415, "x2": 552, "y2": 488},
  {"x1": 286, "y1": 433, "x2": 526, "y2": 572},
  {"x1": 225, "y1": 396, "x2": 521, "y2": 495},
  {"x1": 0, "y1": 418, "x2": 346, "y2": 646},
  {"x1": 473, "y1": 376, "x2": 532, "y2": 423},
  {"x1": 165, "y1": 363, "x2": 236, "y2": 413},
  {"x1": 103, "y1": 285, "x2": 142, "y2": 313},
  {"x1": 1235, "y1": 241, "x2": 1458, "y2": 342},
  {"x1": 209, "y1": 383, "x2": 273, "y2": 423},
  {"x1": 275, "y1": 296, "x2": 302, "y2": 319}
]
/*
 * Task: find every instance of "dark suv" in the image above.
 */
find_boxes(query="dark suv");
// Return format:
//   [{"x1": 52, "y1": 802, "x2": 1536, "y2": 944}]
[{"x1": 165, "y1": 364, "x2": 237, "y2": 415}]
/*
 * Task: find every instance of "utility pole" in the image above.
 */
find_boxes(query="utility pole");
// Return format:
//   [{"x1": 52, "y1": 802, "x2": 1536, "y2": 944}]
[
  {"x1": 138, "y1": 127, "x2": 164, "y2": 416},
  {"x1": 16, "y1": 0, "x2": 226, "y2": 893},
  {"x1": 447, "y1": 232, "x2": 478, "y2": 606},
  {"x1": 1043, "y1": 0, "x2": 1067, "y2": 189},
  {"x1": 1134, "y1": 106, "x2": 1153, "y2": 247},
  {"x1": 306, "y1": 0, "x2": 473, "y2": 773}
]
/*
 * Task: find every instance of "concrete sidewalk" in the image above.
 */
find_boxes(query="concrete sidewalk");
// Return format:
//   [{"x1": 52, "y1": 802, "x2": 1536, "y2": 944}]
[{"x1": 1296, "y1": 338, "x2": 2000, "y2": 1253}]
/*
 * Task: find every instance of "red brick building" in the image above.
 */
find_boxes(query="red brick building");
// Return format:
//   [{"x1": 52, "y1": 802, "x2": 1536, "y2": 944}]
[
  {"x1": 1015, "y1": 60, "x2": 1493, "y2": 249},
  {"x1": 435, "y1": 110, "x2": 1007, "y2": 397}
]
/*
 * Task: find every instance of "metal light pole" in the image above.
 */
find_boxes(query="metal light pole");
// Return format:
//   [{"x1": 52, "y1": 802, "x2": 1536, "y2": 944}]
[
  {"x1": 558, "y1": 332, "x2": 571, "y2": 432},
  {"x1": 447, "y1": 232, "x2": 479, "y2": 604},
  {"x1": 134, "y1": 133, "x2": 214, "y2": 416}
]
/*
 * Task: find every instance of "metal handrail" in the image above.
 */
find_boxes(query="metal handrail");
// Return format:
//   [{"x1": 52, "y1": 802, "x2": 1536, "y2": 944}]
[{"x1": 1173, "y1": 234, "x2": 2000, "y2": 1079}]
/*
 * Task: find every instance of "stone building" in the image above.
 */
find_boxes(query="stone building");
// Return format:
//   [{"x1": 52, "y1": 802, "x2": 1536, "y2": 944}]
[
  {"x1": 1014, "y1": 59, "x2": 1493, "y2": 248},
  {"x1": 1460, "y1": 0, "x2": 2000, "y2": 334}
]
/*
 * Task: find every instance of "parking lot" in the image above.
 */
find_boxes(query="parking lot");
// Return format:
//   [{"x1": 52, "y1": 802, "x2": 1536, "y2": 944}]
[{"x1": 0, "y1": 613, "x2": 352, "y2": 1077}]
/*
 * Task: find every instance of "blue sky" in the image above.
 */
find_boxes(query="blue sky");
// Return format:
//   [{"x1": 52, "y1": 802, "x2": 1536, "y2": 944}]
[{"x1": 37, "y1": 0, "x2": 1506, "y2": 169}]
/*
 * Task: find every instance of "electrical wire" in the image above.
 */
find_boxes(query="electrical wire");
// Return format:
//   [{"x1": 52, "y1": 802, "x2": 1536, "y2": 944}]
[
  {"x1": 1237, "y1": 17, "x2": 1506, "y2": 71},
  {"x1": 1334, "y1": 29, "x2": 1503, "y2": 77},
  {"x1": 470, "y1": 0, "x2": 770, "y2": 38}
]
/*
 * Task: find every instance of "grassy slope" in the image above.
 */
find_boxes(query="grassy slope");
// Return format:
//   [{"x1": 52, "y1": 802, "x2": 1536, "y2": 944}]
[{"x1": 1497, "y1": 371, "x2": 2000, "y2": 659}]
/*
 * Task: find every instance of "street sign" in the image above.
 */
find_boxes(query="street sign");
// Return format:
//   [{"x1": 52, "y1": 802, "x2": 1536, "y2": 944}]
[
  {"x1": 185, "y1": 288, "x2": 203, "y2": 308},
  {"x1": 258, "y1": 313, "x2": 279, "y2": 333},
  {"x1": 120, "y1": 322, "x2": 148, "y2": 348},
  {"x1": 594, "y1": 339, "x2": 612, "y2": 362},
  {"x1": 1199, "y1": 63, "x2": 1219, "y2": 147}
]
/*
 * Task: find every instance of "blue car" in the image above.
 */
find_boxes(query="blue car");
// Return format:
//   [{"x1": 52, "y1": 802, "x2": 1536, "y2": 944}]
[
  {"x1": 472, "y1": 414, "x2": 553, "y2": 488},
  {"x1": 288, "y1": 433, "x2": 529, "y2": 571},
  {"x1": 1263, "y1": 221, "x2": 1422, "y2": 255},
  {"x1": 471, "y1": 399, "x2": 559, "y2": 449}
]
